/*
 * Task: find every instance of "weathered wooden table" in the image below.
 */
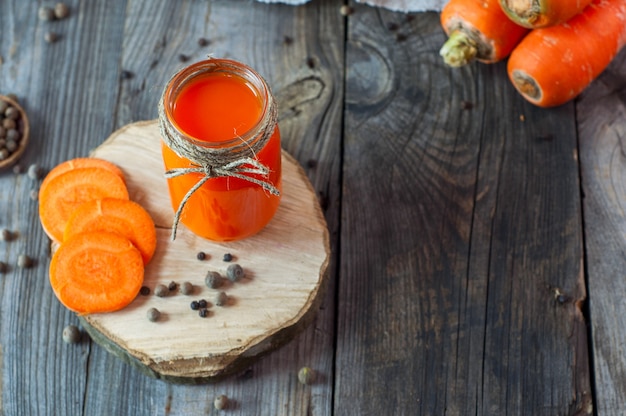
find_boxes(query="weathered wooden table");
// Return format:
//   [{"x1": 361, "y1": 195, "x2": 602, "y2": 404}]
[{"x1": 1, "y1": 0, "x2": 625, "y2": 414}]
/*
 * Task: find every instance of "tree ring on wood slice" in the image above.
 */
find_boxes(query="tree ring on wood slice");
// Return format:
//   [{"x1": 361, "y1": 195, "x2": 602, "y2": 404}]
[{"x1": 77, "y1": 120, "x2": 330, "y2": 384}]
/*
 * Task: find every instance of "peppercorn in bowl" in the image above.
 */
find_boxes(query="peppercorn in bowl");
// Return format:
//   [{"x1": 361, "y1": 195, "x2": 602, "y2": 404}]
[{"x1": 0, "y1": 95, "x2": 29, "y2": 170}]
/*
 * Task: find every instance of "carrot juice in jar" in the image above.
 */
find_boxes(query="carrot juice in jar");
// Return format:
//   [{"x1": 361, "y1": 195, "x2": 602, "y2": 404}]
[{"x1": 158, "y1": 59, "x2": 282, "y2": 241}]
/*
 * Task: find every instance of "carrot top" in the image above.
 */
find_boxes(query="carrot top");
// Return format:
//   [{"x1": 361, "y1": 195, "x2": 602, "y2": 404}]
[{"x1": 49, "y1": 231, "x2": 144, "y2": 314}]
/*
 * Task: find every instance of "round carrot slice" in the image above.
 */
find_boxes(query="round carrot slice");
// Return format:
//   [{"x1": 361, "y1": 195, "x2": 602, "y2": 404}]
[
  {"x1": 40, "y1": 157, "x2": 125, "y2": 193},
  {"x1": 64, "y1": 198, "x2": 157, "y2": 265},
  {"x1": 49, "y1": 231, "x2": 144, "y2": 314},
  {"x1": 39, "y1": 167, "x2": 129, "y2": 243}
]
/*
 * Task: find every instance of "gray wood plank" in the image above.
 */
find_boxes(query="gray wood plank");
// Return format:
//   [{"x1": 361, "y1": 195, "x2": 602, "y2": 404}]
[
  {"x1": 337, "y1": 6, "x2": 591, "y2": 414},
  {"x1": 1, "y1": 1, "x2": 129, "y2": 415},
  {"x1": 578, "y1": 48, "x2": 626, "y2": 416},
  {"x1": 1, "y1": 0, "x2": 343, "y2": 415}
]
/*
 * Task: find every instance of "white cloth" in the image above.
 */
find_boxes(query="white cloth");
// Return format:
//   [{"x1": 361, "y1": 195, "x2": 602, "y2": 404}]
[{"x1": 254, "y1": 0, "x2": 444, "y2": 12}]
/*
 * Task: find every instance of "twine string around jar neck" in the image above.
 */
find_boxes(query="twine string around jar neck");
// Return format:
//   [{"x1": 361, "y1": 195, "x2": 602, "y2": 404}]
[{"x1": 157, "y1": 92, "x2": 280, "y2": 241}]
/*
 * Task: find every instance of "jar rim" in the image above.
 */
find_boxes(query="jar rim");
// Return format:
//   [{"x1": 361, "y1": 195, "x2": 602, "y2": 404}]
[{"x1": 161, "y1": 58, "x2": 274, "y2": 149}]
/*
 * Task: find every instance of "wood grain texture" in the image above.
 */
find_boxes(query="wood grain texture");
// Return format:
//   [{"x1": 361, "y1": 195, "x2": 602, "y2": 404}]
[
  {"x1": 337, "y1": 6, "x2": 591, "y2": 415},
  {"x1": 3, "y1": 0, "x2": 626, "y2": 413},
  {"x1": 83, "y1": 121, "x2": 329, "y2": 382},
  {"x1": 578, "y1": 49, "x2": 626, "y2": 415},
  {"x1": 1, "y1": 0, "x2": 344, "y2": 415}
]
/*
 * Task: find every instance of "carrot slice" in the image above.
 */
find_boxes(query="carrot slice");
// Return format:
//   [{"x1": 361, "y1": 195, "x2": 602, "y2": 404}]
[
  {"x1": 64, "y1": 198, "x2": 157, "y2": 265},
  {"x1": 39, "y1": 167, "x2": 129, "y2": 243},
  {"x1": 49, "y1": 231, "x2": 144, "y2": 314},
  {"x1": 40, "y1": 157, "x2": 125, "y2": 193}
]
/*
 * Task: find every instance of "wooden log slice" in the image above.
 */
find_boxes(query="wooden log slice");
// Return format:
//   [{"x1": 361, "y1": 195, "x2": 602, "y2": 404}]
[{"x1": 79, "y1": 120, "x2": 330, "y2": 383}]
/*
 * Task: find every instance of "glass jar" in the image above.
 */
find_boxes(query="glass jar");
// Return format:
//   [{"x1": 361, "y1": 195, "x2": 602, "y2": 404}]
[{"x1": 159, "y1": 59, "x2": 282, "y2": 242}]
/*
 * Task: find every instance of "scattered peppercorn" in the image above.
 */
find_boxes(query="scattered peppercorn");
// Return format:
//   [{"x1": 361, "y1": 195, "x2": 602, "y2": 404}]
[
  {"x1": 120, "y1": 70, "x2": 134, "y2": 80},
  {"x1": 17, "y1": 254, "x2": 33, "y2": 268},
  {"x1": 205, "y1": 271, "x2": 223, "y2": 289},
  {"x1": 27, "y1": 164, "x2": 43, "y2": 180},
  {"x1": 139, "y1": 286, "x2": 150, "y2": 296},
  {"x1": 197, "y1": 37, "x2": 210, "y2": 47},
  {"x1": 215, "y1": 291, "x2": 228, "y2": 307},
  {"x1": 214, "y1": 394, "x2": 229, "y2": 410},
  {"x1": 154, "y1": 284, "x2": 169, "y2": 297},
  {"x1": 168, "y1": 281, "x2": 177, "y2": 291},
  {"x1": 0, "y1": 261, "x2": 7, "y2": 274},
  {"x1": 198, "y1": 308, "x2": 209, "y2": 318},
  {"x1": 54, "y1": 3, "x2": 70, "y2": 19},
  {"x1": 306, "y1": 57, "x2": 315, "y2": 69},
  {"x1": 0, "y1": 228, "x2": 13, "y2": 241},
  {"x1": 196, "y1": 251, "x2": 206, "y2": 260},
  {"x1": 62, "y1": 325, "x2": 81, "y2": 344},
  {"x1": 178, "y1": 54, "x2": 190, "y2": 62},
  {"x1": 395, "y1": 33, "x2": 408, "y2": 42},
  {"x1": 44, "y1": 31, "x2": 59, "y2": 43},
  {"x1": 38, "y1": 6, "x2": 56, "y2": 21},
  {"x1": 190, "y1": 300, "x2": 200, "y2": 310},
  {"x1": 340, "y1": 5, "x2": 354, "y2": 15},
  {"x1": 386, "y1": 22, "x2": 400, "y2": 31},
  {"x1": 222, "y1": 252, "x2": 232, "y2": 262},
  {"x1": 460, "y1": 100, "x2": 474, "y2": 110},
  {"x1": 146, "y1": 307, "x2": 160, "y2": 322},
  {"x1": 298, "y1": 366, "x2": 315, "y2": 385},
  {"x1": 180, "y1": 281, "x2": 193, "y2": 295},
  {"x1": 197, "y1": 299, "x2": 208, "y2": 309},
  {"x1": 226, "y1": 263, "x2": 244, "y2": 282},
  {"x1": 283, "y1": 35, "x2": 293, "y2": 45}
]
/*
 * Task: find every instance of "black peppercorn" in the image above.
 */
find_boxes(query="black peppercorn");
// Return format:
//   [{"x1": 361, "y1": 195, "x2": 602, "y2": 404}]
[
  {"x1": 0, "y1": 261, "x2": 7, "y2": 274},
  {"x1": 198, "y1": 299, "x2": 208, "y2": 309},
  {"x1": 222, "y1": 252, "x2": 233, "y2": 262},
  {"x1": 198, "y1": 308, "x2": 208, "y2": 318},
  {"x1": 196, "y1": 251, "x2": 206, "y2": 260},
  {"x1": 139, "y1": 286, "x2": 150, "y2": 296},
  {"x1": 190, "y1": 300, "x2": 200, "y2": 310}
]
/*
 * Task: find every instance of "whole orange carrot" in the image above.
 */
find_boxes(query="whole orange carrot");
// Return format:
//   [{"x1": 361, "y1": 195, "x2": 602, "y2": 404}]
[
  {"x1": 440, "y1": 0, "x2": 529, "y2": 67},
  {"x1": 499, "y1": 0, "x2": 594, "y2": 28},
  {"x1": 507, "y1": 0, "x2": 626, "y2": 107}
]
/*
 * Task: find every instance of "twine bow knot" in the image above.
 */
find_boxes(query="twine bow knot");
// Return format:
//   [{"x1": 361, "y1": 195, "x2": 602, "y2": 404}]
[{"x1": 164, "y1": 158, "x2": 280, "y2": 240}]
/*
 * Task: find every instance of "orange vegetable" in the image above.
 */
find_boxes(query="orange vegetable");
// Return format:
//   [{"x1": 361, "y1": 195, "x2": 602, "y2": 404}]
[
  {"x1": 64, "y1": 198, "x2": 157, "y2": 265},
  {"x1": 440, "y1": 0, "x2": 529, "y2": 67},
  {"x1": 40, "y1": 157, "x2": 125, "y2": 192},
  {"x1": 507, "y1": 0, "x2": 626, "y2": 107},
  {"x1": 49, "y1": 231, "x2": 144, "y2": 314},
  {"x1": 39, "y1": 167, "x2": 129, "y2": 243},
  {"x1": 499, "y1": 0, "x2": 594, "y2": 28}
]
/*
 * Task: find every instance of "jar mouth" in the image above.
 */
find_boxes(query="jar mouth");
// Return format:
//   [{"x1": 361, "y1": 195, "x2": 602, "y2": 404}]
[{"x1": 161, "y1": 58, "x2": 272, "y2": 149}]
